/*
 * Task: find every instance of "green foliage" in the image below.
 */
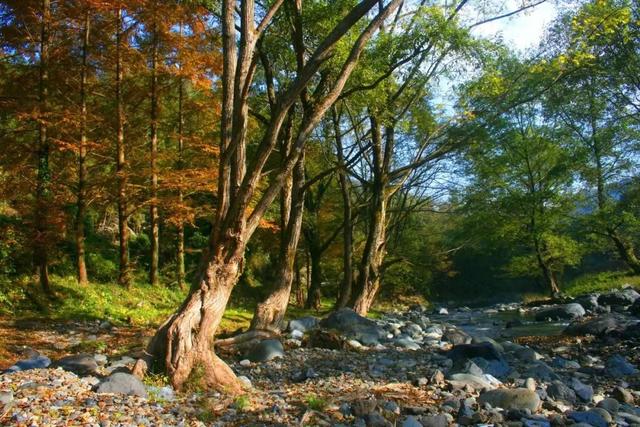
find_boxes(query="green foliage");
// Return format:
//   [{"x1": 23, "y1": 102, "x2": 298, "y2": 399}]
[
  {"x1": 233, "y1": 395, "x2": 250, "y2": 411},
  {"x1": 305, "y1": 394, "x2": 328, "y2": 411},
  {"x1": 564, "y1": 271, "x2": 640, "y2": 296}
]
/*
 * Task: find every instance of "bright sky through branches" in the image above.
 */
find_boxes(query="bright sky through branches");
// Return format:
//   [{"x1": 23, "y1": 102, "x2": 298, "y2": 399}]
[{"x1": 470, "y1": 0, "x2": 558, "y2": 52}]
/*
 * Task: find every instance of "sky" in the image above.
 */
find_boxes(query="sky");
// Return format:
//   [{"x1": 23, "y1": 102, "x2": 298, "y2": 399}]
[{"x1": 469, "y1": 0, "x2": 559, "y2": 52}]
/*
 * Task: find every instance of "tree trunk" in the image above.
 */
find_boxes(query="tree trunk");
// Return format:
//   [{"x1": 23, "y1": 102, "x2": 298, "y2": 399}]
[
  {"x1": 35, "y1": 0, "x2": 51, "y2": 294},
  {"x1": 534, "y1": 238, "x2": 560, "y2": 295},
  {"x1": 294, "y1": 257, "x2": 304, "y2": 307},
  {"x1": 115, "y1": 8, "x2": 130, "y2": 287},
  {"x1": 141, "y1": 0, "x2": 401, "y2": 392},
  {"x1": 176, "y1": 26, "x2": 186, "y2": 289},
  {"x1": 149, "y1": 10, "x2": 160, "y2": 286},
  {"x1": 352, "y1": 115, "x2": 388, "y2": 316},
  {"x1": 75, "y1": 11, "x2": 90, "y2": 286},
  {"x1": 251, "y1": 153, "x2": 305, "y2": 332},
  {"x1": 146, "y1": 246, "x2": 244, "y2": 392},
  {"x1": 608, "y1": 229, "x2": 640, "y2": 274},
  {"x1": 305, "y1": 240, "x2": 322, "y2": 309},
  {"x1": 333, "y1": 107, "x2": 353, "y2": 308}
]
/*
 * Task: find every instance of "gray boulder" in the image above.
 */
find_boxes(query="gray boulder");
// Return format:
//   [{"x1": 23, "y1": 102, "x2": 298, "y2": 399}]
[
  {"x1": 478, "y1": 388, "x2": 541, "y2": 411},
  {"x1": 567, "y1": 410, "x2": 608, "y2": 427},
  {"x1": 564, "y1": 314, "x2": 623, "y2": 336},
  {"x1": 320, "y1": 308, "x2": 386, "y2": 345},
  {"x1": 568, "y1": 377, "x2": 593, "y2": 402},
  {"x1": 630, "y1": 299, "x2": 640, "y2": 316},
  {"x1": 598, "y1": 287, "x2": 640, "y2": 307},
  {"x1": 4, "y1": 355, "x2": 51, "y2": 373},
  {"x1": 575, "y1": 294, "x2": 599, "y2": 312},
  {"x1": 605, "y1": 354, "x2": 638, "y2": 377},
  {"x1": 52, "y1": 354, "x2": 99, "y2": 376},
  {"x1": 447, "y1": 373, "x2": 497, "y2": 391},
  {"x1": 443, "y1": 328, "x2": 472, "y2": 345},
  {"x1": 547, "y1": 381, "x2": 576, "y2": 404},
  {"x1": 288, "y1": 316, "x2": 319, "y2": 333},
  {"x1": 245, "y1": 339, "x2": 284, "y2": 362},
  {"x1": 95, "y1": 372, "x2": 147, "y2": 397},
  {"x1": 534, "y1": 303, "x2": 585, "y2": 321}
]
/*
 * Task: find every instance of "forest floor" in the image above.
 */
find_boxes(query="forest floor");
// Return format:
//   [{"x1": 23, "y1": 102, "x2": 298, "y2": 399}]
[{"x1": 0, "y1": 276, "x2": 639, "y2": 426}]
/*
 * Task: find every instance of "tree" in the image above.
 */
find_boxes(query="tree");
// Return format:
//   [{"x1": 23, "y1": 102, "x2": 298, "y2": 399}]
[{"x1": 135, "y1": 0, "x2": 403, "y2": 392}]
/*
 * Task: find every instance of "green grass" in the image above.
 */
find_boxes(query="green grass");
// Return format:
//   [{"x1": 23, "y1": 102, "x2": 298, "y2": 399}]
[
  {"x1": 0, "y1": 275, "x2": 373, "y2": 332},
  {"x1": 0, "y1": 275, "x2": 188, "y2": 326},
  {"x1": 305, "y1": 394, "x2": 328, "y2": 411},
  {"x1": 562, "y1": 270, "x2": 640, "y2": 297}
]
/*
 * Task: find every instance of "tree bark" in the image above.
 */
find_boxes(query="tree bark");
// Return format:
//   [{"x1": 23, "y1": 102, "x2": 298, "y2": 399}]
[
  {"x1": 149, "y1": 8, "x2": 160, "y2": 286},
  {"x1": 333, "y1": 107, "x2": 353, "y2": 308},
  {"x1": 250, "y1": 153, "x2": 305, "y2": 332},
  {"x1": 115, "y1": 7, "x2": 130, "y2": 287},
  {"x1": 305, "y1": 236, "x2": 323, "y2": 310},
  {"x1": 75, "y1": 10, "x2": 90, "y2": 286},
  {"x1": 142, "y1": 0, "x2": 401, "y2": 392},
  {"x1": 176, "y1": 63, "x2": 186, "y2": 288},
  {"x1": 145, "y1": 242, "x2": 245, "y2": 392},
  {"x1": 535, "y1": 238, "x2": 560, "y2": 295},
  {"x1": 352, "y1": 115, "x2": 389, "y2": 316},
  {"x1": 35, "y1": 0, "x2": 51, "y2": 294}
]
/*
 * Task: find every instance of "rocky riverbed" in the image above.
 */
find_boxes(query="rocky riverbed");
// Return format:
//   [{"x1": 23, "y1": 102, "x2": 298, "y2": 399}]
[{"x1": 1, "y1": 286, "x2": 639, "y2": 426}]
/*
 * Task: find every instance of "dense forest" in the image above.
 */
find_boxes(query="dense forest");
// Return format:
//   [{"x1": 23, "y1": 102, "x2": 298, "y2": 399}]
[{"x1": 1, "y1": 0, "x2": 640, "y2": 396}]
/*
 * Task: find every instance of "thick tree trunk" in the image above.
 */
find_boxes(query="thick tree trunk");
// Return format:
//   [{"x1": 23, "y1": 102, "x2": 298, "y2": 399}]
[
  {"x1": 149, "y1": 11, "x2": 160, "y2": 286},
  {"x1": 352, "y1": 115, "x2": 389, "y2": 316},
  {"x1": 115, "y1": 8, "x2": 130, "y2": 287},
  {"x1": 146, "y1": 247, "x2": 244, "y2": 392},
  {"x1": 35, "y1": 0, "x2": 51, "y2": 294},
  {"x1": 352, "y1": 202, "x2": 386, "y2": 315},
  {"x1": 75, "y1": 11, "x2": 90, "y2": 286},
  {"x1": 141, "y1": 0, "x2": 401, "y2": 392},
  {"x1": 251, "y1": 153, "x2": 305, "y2": 332}
]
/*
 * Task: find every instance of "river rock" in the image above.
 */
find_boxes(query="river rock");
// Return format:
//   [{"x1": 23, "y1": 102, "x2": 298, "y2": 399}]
[
  {"x1": 320, "y1": 308, "x2": 386, "y2": 345},
  {"x1": 605, "y1": 354, "x2": 637, "y2": 377},
  {"x1": 630, "y1": 299, "x2": 640, "y2": 316},
  {"x1": 95, "y1": 372, "x2": 148, "y2": 397},
  {"x1": 401, "y1": 416, "x2": 423, "y2": 427},
  {"x1": 612, "y1": 386, "x2": 635, "y2": 404},
  {"x1": 245, "y1": 339, "x2": 284, "y2": 362},
  {"x1": 576, "y1": 294, "x2": 599, "y2": 312},
  {"x1": 568, "y1": 377, "x2": 593, "y2": 402},
  {"x1": 4, "y1": 355, "x2": 51, "y2": 373},
  {"x1": 0, "y1": 390, "x2": 13, "y2": 405},
  {"x1": 598, "y1": 287, "x2": 640, "y2": 307},
  {"x1": 596, "y1": 397, "x2": 619, "y2": 415},
  {"x1": 478, "y1": 388, "x2": 541, "y2": 411},
  {"x1": 547, "y1": 381, "x2": 577, "y2": 404},
  {"x1": 448, "y1": 373, "x2": 496, "y2": 391},
  {"x1": 443, "y1": 328, "x2": 472, "y2": 345},
  {"x1": 564, "y1": 314, "x2": 622, "y2": 336},
  {"x1": 288, "y1": 316, "x2": 319, "y2": 332},
  {"x1": 535, "y1": 303, "x2": 585, "y2": 321},
  {"x1": 420, "y1": 414, "x2": 449, "y2": 427},
  {"x1": 448, "y1": 342, "x2": 503, "y2": 364},
  {"x1": 51, "y1": 354, "x2": 99, "y2": 376},
  {"x1": 567, "y1": 410, "x2": 608, "y2": 427}
]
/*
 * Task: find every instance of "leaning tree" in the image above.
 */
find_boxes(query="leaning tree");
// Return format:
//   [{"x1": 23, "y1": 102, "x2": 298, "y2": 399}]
[{"x1": 134, "y1": 0, "x2": 403, "y2": 393}]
